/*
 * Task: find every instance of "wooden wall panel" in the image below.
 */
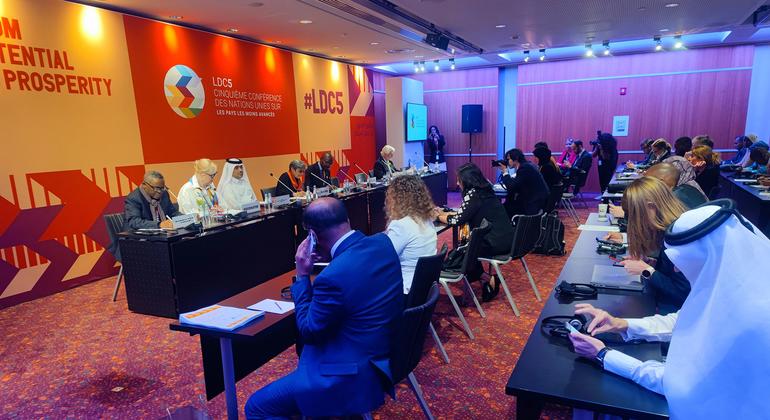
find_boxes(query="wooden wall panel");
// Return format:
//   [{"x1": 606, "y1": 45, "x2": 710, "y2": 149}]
[{"x1": 409, "y1": 68, "x2": 499, "y2": 90}]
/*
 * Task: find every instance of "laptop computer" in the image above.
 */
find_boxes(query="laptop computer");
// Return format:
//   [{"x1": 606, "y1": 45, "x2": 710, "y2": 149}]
[{"x1": 590, "y1": 265, "x2": 644, "y2": 291}]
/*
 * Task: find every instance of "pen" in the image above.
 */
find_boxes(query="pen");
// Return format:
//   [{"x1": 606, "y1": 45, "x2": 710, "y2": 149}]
[
  {"x1": 166, "y1": 215, "x2": 172, "y2": 220},
  {"x1": 274, "y1": 301, "x2": 282, "y2": 311}
]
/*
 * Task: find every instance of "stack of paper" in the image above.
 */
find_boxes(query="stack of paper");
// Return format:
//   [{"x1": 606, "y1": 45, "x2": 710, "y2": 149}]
[{"x1": 179, "y1": 305, "x2": 264, "y2": 331}]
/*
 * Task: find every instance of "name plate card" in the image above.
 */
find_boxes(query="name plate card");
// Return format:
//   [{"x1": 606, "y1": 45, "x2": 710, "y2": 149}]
[
  {"x1": 315, "y1": 187, "x2": 331, "y2": 197},
  {"x1": 172, "y1": 214, "x2": 196, "y2": 229},
  {"x1": 272, "y1": 194, "x2": 291, "y2": 207},
  {"x1": 242, "y1": 200, "x2": 261, "y2": 214}
]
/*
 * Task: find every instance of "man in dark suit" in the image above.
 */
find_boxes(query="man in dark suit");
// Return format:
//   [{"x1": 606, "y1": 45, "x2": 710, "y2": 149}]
[
  {"x1": 124, "y1": 171, "x2": 180, "y2": 231},
  {"x1": 245, "y1": 197, "x2": 403, "y2": 419},
  {"x1": 498, "y1": 148, "x2": 549, "y2": 218},
  {"x1": 304, "y1": 152, "x2": 335, "y2": 190},
  {"x1": 563, "y1": 140, "x2": 593, "y2": 194}
]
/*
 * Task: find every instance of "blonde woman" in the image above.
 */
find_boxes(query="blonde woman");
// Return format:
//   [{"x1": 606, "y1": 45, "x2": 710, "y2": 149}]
[
  {"x1": 607, "y1": 177, "x2": 689, "y2": 314},
  {"x1": 687, "y1": 145, "x2": 721, "y2": 197},
  {"x1": 177, "y1": 158, "x2": 222, "y2": 216},
  {"x1": 384, "y1": 175, "x2": 438, "y2": 295}
]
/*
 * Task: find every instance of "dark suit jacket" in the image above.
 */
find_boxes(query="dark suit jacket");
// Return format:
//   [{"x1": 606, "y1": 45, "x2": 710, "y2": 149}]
[
  {"x1": 647, "y1": 245, "x2": 691, "y2": 315},
  {"x1": 427, "y1": 135, "x2": 445, "y2": 163},
  {"x1": 695, "y1": 165, "x2": 720, "y2": 198},
  {"x1": 123, "y1": 188, "x2": 180, "y2": 231},
  {"x1": 539, "y1": 163, "x2": 563, "y2": 187},
  {"x1": 304, "y1": 162, "x2": 332, "y2": 190},
  {"x1": 373, "y1": 159, "x2": 398, "y2": 179},
  {"x1": 275, "y1": 172, "x2": 300, "y2": 197},
  {"x1": 501, "y1": 162, "x2": 549, "y2": 217},
  {"x1": 673, "y1": 184, "x2": 707, "y2": 209},
  {"x1": 290, "y1": 231, "x2": 403, "y2": 416},
  {"x1": 573, "y1": 150, "x2": 593, "y2": 173}
]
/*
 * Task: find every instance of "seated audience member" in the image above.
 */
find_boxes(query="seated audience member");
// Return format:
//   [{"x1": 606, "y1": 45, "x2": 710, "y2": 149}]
[
  {"x1": 305, "y1": 152, "x2": 334, "y2": 190},
  {"x1": 746, "y1": 148, "x2": 769, "y2": 174},
  {"x1": 177, "y1": 158, "x2": 222, "y2": 216},
  {"x1": 498, "y1": 148, "x2": 550, "y2": 217},
  {"x1": 605, "y1": 177, "x2": 689, "y2": 314},
  {"x1": 245, "y1": 198, "x2": 402, "y2": 419},
  {"x1": 533, "y1": 146, "x2": 563, "y2": 187},
  {"x1": 437, "y1": 163, "x2": 514, "y2": 301},
  {"x1": 558, "y1": 138, "x2": 578, "y2": 169},
  {"x1": 217, "y1": 158, "x2": 257, "y2": 210},
  {"x1": 569, "y1": 203, "x2": 770, "y2": 419},
  {"x1": 645, "y1": 163, "x2": 707, "y2": 209},
  {"x1": 124, "y1": 170, "x2": 180, "y2": 230},
  {"x1": 649, "y1": 139, "x2": 672, "y2": 165},
  {"x1": 692, "y1": 134, "x2": 714, "y2": 148},
  {"x1": 276, "y1": 160, "x2": 307, "y2": 197},
  {"x1": 373, "y1": 145, "x2": 399, "y2": 179},
  {"x1": 723, "y1": 135, "x2": 752, "y2": 166},
  {"x1": 687, "y1": 145, "x2": 721, "y2": 197},
  {"x1": 673, "y1": 136, "x2": 692, "y2": 157},
  {"x1": 385, "y1": 175, "x2": 438, "y2": 295},
  {"x1": 563, "y1": 140, "x2": 592, "y2": 174},
  {"x1": 627, "y1": 138, "x2": 655, "y2": 168},
  {"x1": 534, "y1": 141, "x2": 560, "y2": 167}
]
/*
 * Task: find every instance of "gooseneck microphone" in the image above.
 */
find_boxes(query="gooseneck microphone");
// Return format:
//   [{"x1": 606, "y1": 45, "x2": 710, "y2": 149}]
[
  {"x1": 353, "y1": 163, "x2": 368, "y2": 176},
  {"x1": 269, "y1": 172, "x2": 294, "y2": 193},
  {"x1": 339, "y1": 165, "x2": 356, "y2": 182},
  {"x1": 309, "y1": 171, "x2": 336, "y2": 189}
]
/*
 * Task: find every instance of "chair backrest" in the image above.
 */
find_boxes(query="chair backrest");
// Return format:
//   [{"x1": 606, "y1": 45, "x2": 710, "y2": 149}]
[
  {"x1": 405, "y1": 250, "x2": 446, "y2": 309},
  {"x1": 368, "y1": 169, "x2": 375, "y2": 178},
  {"x1": 708, "y1": 185, "x2": 721, "y2": 200},
  {"x1": 544, "y1": 184, "x2": 563, "y2": 213},
  {"x1": 103, "y1": 213, "x2": 125, "y2": 261},
  {"x1": 460, "y1": 219, "x2": 492, "y2": 275},
  {"x1": 509, "y1": 211, "x2": 544, "y2": 260},
  {"x1": 391, "y1": 283, "x2": 440, "y2": 383},
  {"x1": 355, "y1": 173, "x2": 367, "y2": 184},
  {"x1": 260, "y1": 186, "x2": 277, "y2": 200}
]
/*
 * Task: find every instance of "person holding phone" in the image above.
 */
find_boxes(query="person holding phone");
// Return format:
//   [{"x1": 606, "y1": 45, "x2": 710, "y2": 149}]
[{"x1": 245, "y1": 198, "x2": 403, "y2": 419}]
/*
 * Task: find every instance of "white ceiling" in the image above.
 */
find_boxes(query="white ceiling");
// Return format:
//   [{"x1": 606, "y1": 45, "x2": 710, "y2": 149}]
[{"x1": 76, "y1": 0, "x2": 769, "y2": 66}]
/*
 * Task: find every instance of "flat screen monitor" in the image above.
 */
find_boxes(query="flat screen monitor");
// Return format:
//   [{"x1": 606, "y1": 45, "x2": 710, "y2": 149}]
[{"x1": 405, "y1": 103, "x2": 428, "y2": 142}]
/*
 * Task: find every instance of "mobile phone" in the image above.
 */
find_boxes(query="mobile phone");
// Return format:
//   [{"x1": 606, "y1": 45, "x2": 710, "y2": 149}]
[
  {"x1": 307, "y1": 230, "x2": 317, "y2": 254},
  {"x1": 596, "y1": 237, "x2": 618, "y2": 246},
  {"x1": 565, "y1": 321, "x2": 580, "y2": 334},
  {"x1": 608, "y1": 254, "x2": 621, "y2": 263}
]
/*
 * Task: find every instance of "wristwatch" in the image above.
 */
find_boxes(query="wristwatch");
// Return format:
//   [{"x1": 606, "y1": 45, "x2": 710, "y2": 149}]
[
  {"x1": 595, "y1": 347, "x2": 611, "y2": 368},
  {"x1": 641, "y1": 266, "x2": 656, "y2": 280}
]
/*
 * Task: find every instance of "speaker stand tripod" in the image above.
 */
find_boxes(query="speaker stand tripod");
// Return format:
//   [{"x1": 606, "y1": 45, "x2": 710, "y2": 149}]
[{"x1": 468, "y1": 132, "x2": 473, "y2": 162}]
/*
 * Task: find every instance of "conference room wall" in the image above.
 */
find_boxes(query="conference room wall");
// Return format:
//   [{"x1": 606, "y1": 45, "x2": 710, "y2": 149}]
[
  {"x1": 409, "y1": 68, "x2": 500, "y2": 189},
  {"x1": 517, "y1": 46, "x2": 753, "y2": 192},
  {"x1": 0, "y1": 0, "x2": 378, "y2": 309}
]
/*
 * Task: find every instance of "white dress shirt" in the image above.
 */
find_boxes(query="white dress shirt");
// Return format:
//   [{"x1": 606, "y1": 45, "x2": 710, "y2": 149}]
[
  {"x1": 602, "y1": 312, "x2": 678, "y2": 395},
  {"x1": 386, "y1": 216, "x2": 437, "y2": 294},
  {"x1": 331, "y1": 230, "x2": 356, "y2": 259},
  {"x1": 218, "y1": 178, "x2": 256, "y2": 211},
  {"x1": 177, "y1": 175, "x2": 218, "y2": 216}
]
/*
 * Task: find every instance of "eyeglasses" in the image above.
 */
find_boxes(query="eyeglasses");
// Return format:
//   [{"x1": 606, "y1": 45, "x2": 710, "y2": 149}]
[{"x1": 143, "y1": 182, "x2": 167, "y2": 192}]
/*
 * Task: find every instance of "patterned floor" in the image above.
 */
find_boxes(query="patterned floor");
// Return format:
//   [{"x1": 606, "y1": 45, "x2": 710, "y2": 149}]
[{"x1": 0, "y1": 195, "x2": 594, "y2": 419}]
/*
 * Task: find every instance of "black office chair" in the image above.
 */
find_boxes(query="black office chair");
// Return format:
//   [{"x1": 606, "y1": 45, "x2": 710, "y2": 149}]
[
  {"x1": 103, "y1": 213, "x2": 125, "y2": 302},
  {"x1": 708, "y1": 185, "x2": 721, "y2": 200},
  {"x1": 391, "y1": 283, "x2": 440, "y2": 420},
  {"x1": 406, "y1": 250, "x2": 449, "y2": 364},
  {"x1": 544, "y1": 184, "x2": 564, "y2": 213},
  {"x1": 438, "y1": 220, "x2": 491, "y2": 339},
  {"x1": 260, "y1": 186, "x2": 276, "y2": 200},
  {"x1": 478, "y1": 212, "x2": 544, "y2": 317}
]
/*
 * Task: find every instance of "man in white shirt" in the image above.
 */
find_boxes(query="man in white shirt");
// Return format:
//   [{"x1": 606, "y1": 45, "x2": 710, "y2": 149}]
[
  {"x1": 567, "y1": 202, "x2": 770, "y2": 419},
  {"x1": 217, "y1": 158, "x2": 257, "y2": 211}
]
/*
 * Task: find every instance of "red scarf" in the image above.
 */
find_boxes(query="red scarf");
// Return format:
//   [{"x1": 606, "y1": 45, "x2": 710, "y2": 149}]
[{"x1": 288, "y1": 172, "x2": 304, "y2": 191}]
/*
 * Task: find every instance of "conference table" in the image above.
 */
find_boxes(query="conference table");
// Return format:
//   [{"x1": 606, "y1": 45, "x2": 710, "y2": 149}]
[
  {"x1": 506, "y1": 214, "x2": 669, "y2": 419},
  {"x1": 717, "y1": 170, "x2": 770, "y2": 236},
  {"x1": 119, "y1": 171, "x2": 448, "y2": 318}
]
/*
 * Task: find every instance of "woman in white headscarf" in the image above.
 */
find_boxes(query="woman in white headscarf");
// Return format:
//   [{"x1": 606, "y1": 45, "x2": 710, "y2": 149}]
[
  {"x1": 217, "y1": 158, "x2": 257, "y2": 211},
  {"x1": 568, "y1": 200, "x2": 770, "y2": 419},
  {"x1": 177, "y1": 158, "x2": 222, "y2": 216}
]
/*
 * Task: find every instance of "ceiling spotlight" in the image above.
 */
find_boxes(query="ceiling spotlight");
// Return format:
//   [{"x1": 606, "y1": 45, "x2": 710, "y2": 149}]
[
  {"x1": 664, "y1": 2, "x2": 679, "y2": 7},
  {"x1": 414, "y1": 61, "x2": 420, "y2": 72},
  {"x1": 674, "y1": 35, "x2": 684, "y2": 49},
  {"x1": 654, "y1": 35, "x2": 663, "y2": 51},
  {"x1": 523, "y1": 50, "x2": 530, "y2": 62},
  {"x1": 433, "y1": 60, "x2": 440, "y2": 71},
  {"x1": 370, "y1": 42, "x2": 380, "y2": 45},
  {"x1": 168, "y1": 15, "x2": 183, "y2": 20},
  {"x1": 299, "y1": 19, "x2": 313, "y2": 24},
  {"x1": 585, "y1": 44, "x2": 594, "y2": 57},
  {"x1": 450, "y1": 58, "x2": 456, "y2": 70},
  {"x1": 602, "y1": 40, "x2": 610, "y2": 55},
  {"x1": 226, "y1": 28, "x2": 239, "y2": 33},
  {"x1": 495, "y1": 24, "x2": 507, "y2": 29},
  {"x1": 420, "y1": 61, "x2": 425, "y2": 72},
  {"x1": 539, "y1": 48, "x2": 546, "y2": 61}
]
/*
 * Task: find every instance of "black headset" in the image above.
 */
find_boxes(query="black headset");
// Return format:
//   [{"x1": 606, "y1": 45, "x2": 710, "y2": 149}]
[
  {"x1": 664, "y1": 198, "x2": 755, "y2": 246},
  {"x1": 555, "y1": 281, "x2": 598, "y2": 300},
  {"x1": 541, "y1": 314, "x2": 589, "y2": 338}
]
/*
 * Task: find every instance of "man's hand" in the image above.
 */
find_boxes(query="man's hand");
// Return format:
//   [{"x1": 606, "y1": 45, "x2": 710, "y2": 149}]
[
  {"x1": 625, "y1": 161, "x2": 635, "y2": 169},
  {"x1": 608, "y1": 203, "x2": 625, "y2": 219},
  {"x1": 497, "y1": 162, "x2": 508, "y2": 173},
  {"x1": 563, "y1": 161, "x2": 572, "y2": 169},
  {"x1": 568, "y1": 331, "x2": 606, "y2": 359},
  {"x1": 160, "y1": 219, "x2": 174, "y2": 229},
  {"x1": 620, "y1": 259, "x2": 652, "y2": 276},
  {"x1": 574, "y1": 303, "x2": 629, "y2": 336},
  {"x1": 604, "y1": 232, "x2": 624, "y2": 243},
  {"x1": 295, "y1": 236, "x2": 320, "y2": 276}
]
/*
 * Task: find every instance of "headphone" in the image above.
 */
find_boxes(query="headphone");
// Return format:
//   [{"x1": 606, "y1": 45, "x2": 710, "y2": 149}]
[
  {"x1": 665, "y1": 199, "x2": 755, "y2": 246},
  {"x1": 541, "y1": 314, "x2": 589, "y2": 338},
  {"x1": 555, "y1": 281, "x2": 598, "y2": 300}
]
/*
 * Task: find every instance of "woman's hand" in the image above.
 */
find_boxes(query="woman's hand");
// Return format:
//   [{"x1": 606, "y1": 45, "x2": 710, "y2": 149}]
[
  {"x1": 568, "y1": 331, "x2": 606, "y2": 359},
  {"x1": 604, "y1": 232, "x2": 624, "y2": 243},
  {"x1": 620, "y1": 259, "x2": 652, "y2": 276},
  {"x1": 574, "y1": 303, "x2": 629, "y2": 336},
  {"x1": 608, "y1": 203, "x2": 624, "y2": 219}
]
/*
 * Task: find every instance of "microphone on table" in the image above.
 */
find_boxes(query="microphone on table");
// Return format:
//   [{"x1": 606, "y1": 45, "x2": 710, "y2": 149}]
[
  {"x1": 353, "y1": 163, "x2": 368, "y2": 177},
  {"x1": 269, "y1": 173, "x2": 294, "y2": 194},
  {"x1": 309, "y1": 171, "x2": 337, "y2": 189},
  {"x1": 166, "y1": 187, "x2": 179, "y2": 201}
]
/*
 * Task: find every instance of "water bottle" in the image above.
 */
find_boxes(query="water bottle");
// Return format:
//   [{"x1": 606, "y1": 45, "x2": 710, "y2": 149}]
[
  {"x1": 313, "y1": 185, "x2": 317, "y2": 200},
  {"x1": 201, "y1": 202, "x2": 210, "y2": 227},
  {"x1": 266, "y1": 192, "x2": 271, "y2": 210},
  {"x1": 306, "y1": 186, "x2": 311, "y2": 203}
]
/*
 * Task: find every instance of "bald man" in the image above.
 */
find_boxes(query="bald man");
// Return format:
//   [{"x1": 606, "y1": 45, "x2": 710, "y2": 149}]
[
  {"x1": 305, "y1": 152, "x2": 335, "y2": 190},
  {"x1": 645, "y1": 163, "x2": 707, "y2": 209}
]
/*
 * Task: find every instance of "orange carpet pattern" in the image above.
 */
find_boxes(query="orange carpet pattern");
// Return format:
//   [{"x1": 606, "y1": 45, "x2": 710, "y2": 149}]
[{"x1": 0, "y1": 196, "x2": 594, "y2": 419}]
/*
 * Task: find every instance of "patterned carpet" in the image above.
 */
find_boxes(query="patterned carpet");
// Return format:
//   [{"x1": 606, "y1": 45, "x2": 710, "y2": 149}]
[{"x1": 0, "y1": 194, "x2": 595, "y2": 419}]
